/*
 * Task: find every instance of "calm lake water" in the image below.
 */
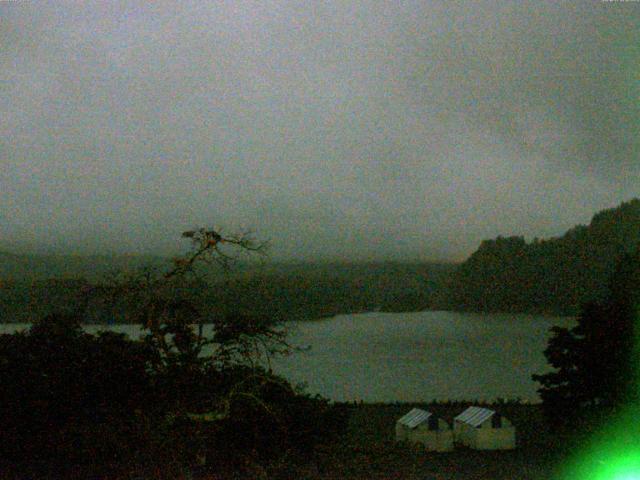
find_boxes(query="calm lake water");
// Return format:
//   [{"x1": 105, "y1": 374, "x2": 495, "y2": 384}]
[{"x1": 0, "y1": 311, "x2": 573, "y2": 403}]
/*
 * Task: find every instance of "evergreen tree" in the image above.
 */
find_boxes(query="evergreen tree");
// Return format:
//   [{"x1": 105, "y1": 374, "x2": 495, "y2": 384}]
[
  {"x1": 447, "y1": 198, "x2": 640, "y2": 315},
  {"x1": 533, "y1": 246, "x2": 640, "y2": 427}
]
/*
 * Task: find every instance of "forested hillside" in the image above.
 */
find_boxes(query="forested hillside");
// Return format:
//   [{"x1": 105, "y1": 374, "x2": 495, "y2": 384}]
[
  {"x1": 5, "y1": 199, "x2": 638, "y2": 321},
  {"x1": 0, "y1": 252, "x2": 167, "y2": 281},
  {"x1": 0, "y1": 261, "x2": 454, "y2": 323},
  {"x1": 444, "y1": 198, "x2": 640, "y2": 315}
]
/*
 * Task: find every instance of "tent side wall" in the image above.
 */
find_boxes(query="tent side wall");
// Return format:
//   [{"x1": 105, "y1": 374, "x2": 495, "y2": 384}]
[
  {"x1": 453, "y1": 420, "x2": 472, "y2": 446},
  {"x1": 436, "y1": 429, "x2": 454, "y2": 452},
  {"x1": 408, "y1": 430, "x2": 454, "y2": 452},
  {"x1": 403, "y1": 419, "x2": 454, "y2": 452},
  {"x1": 474, "y1": 425, "x2": 516, "y2": 450},
  {"x1": 395, "y1": 422, "x2": 409, "y2": 442},
  {"x1": 454, "y1": 419, "x2": 516, "y2": 450}
]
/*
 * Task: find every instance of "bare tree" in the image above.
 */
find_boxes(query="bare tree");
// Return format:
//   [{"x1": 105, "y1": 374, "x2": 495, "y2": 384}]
[{"x1": 77, "y1": 228, "x2": 295, "y2": 418}]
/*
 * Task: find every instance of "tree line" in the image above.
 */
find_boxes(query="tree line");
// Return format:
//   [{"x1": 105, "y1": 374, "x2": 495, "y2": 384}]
[
  {"x1": 443, "y1": 198, "x2": 640, "y2": 315},
  {"x1": 0, "y1": 262, "x2": 453, "y2": 324}
]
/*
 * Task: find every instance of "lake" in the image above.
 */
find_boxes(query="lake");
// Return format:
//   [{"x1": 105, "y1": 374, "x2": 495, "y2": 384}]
[{"x1": 0, "y1": 311, "x2": 572, "y2": 403}]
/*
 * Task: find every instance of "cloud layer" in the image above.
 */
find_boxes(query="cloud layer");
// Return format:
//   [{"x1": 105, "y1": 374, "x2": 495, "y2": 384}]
[{"x1": 2, "y1": 1, "x2": 638, "y2": 260}]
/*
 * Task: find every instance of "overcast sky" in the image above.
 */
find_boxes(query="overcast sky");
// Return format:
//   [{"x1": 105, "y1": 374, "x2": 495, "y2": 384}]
[{"x1": 1, "y1": 1, "x2": 638, "y2": 261}]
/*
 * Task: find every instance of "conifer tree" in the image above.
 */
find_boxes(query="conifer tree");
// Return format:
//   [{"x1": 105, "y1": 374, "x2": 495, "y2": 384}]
[{"x1": 533, "y1": 246, "x2": 640, "y2": 426}]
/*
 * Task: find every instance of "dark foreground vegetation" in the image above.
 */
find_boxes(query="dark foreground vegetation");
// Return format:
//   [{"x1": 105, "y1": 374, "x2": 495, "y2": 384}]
[
  {"x1": 0, "y1": 313, "x2": 349, "y2": 479},
  {"x1": 0, "y1": 352, "x2": 605, "y2": 480}
]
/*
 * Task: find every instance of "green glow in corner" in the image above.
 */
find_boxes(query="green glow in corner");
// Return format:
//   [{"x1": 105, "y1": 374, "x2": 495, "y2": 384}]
[
  {"x1": 560, "y1": 443, "x2": 640, "y2": 480},
  {"x1": 555, "y1": 403, "x2": 640, "y2": 480},
  {"x1": 595, "y1": 454, "x2": 640, "y2": 480},
  {"x1": 553, "y1": 259, "x2": 640, "y2": 480}
]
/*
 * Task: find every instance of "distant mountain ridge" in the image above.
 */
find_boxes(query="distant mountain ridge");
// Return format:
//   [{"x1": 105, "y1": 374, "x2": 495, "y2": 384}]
[
  {"x1": 0, "y1": 259, "x2": 454, "y2": 323},
  {"x1": 444, "y1": 198, "x2": 640, "y2": 315},
  {"x1": 0, "y1": 252, "x2": 169, "y2": 281}
]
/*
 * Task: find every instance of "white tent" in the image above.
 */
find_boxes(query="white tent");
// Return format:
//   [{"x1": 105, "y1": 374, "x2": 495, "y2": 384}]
[
  {"x1": 453, "y1": 406, "x2": 515, "y2": 450},
  {"x1": 395, "y1": 408, "x2": 453, "y2": 452}
]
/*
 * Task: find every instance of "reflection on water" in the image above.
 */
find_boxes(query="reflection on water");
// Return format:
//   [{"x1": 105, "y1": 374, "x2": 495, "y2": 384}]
[{"x1": 0, "y1": 311, "x2": 573, "y2": 403}]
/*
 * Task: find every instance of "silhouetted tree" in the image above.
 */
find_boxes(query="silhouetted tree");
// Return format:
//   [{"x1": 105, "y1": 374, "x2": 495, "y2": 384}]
[
  {"x1": 75, "y1": 228, "x2": 348, "y2": 476},
  {"x1": 83, "y1": 228, "x2": 294, "y2": 410},
  {"x1": 533, "y1": 246, "x2": 640, "y2": 428}
]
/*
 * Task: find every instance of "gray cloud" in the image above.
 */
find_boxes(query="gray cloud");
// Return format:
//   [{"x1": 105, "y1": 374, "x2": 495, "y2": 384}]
[{"x1": 1, "y1": 1, "x2": 638, "y2": 260}]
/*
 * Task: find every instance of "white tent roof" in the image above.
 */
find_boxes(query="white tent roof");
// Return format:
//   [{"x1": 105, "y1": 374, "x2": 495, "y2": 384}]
[
  {"x1": 454, "y1": 406, "x2": 495, "y2": 427},
  {"x1": 397, "y1": 408, "x2": 432, "y2": 429}
]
